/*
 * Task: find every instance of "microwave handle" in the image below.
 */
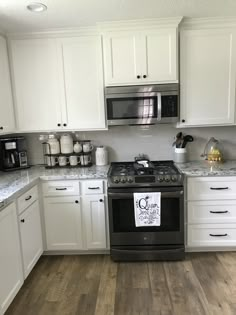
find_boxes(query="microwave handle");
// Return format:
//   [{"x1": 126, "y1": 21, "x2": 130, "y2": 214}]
[{"x1": 157, "y1": 93, "x2": 162, "y2": 121}]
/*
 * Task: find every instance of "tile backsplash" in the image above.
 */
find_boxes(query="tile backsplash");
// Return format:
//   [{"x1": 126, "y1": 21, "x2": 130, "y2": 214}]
[{"x1": 23, "y1": 124, "x2": 236, "y2": 165}]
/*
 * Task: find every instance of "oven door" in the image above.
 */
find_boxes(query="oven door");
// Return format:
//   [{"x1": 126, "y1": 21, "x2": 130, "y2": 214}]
[
  {"x1": 108, "y1": 187, "x2": 184, "y2": 246},
  {"x1": 106, "y1": 92, "x2": 161, "y2": 126}
]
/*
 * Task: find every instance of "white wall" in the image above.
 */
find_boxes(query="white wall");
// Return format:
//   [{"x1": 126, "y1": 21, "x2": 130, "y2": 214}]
[{"x1": 23, "y1": 124, "x2": 236, "y2": 165}]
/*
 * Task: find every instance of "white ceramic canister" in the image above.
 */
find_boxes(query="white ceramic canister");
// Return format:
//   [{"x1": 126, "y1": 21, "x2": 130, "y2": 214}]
[
  {"x1": 47, "y1": 135, "x2": 60, "y2": 154},
  {"x1": 174, "y1": 148, "x2": 187, "y2": 163},
  {"x1": 60, "y1": 134, "x2": 73, "y2": 154},
  {"x1": 95, "y1": 146, "x2": 108, "y2": 166}
]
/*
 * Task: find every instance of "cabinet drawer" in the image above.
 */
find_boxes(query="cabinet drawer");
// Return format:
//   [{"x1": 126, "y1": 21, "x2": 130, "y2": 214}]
[
  {"x1": 188, "y1": 177, "x2": 236, "y2": 200},
  {"x1": 188, "y1": 224, "x2": 236, "y2": 247},
  {"x1": 17, "y1": 185, "x2": 38, "y2": 215},
  {"x1": 82, "y1": 180, "x2": 104, "y2": 195},
  {"x1": 188, "y1": 200, "x2": 236, "y2": 224},
  {"x1": 42, "y1": 181, "x2": 80, "y2": 196}
]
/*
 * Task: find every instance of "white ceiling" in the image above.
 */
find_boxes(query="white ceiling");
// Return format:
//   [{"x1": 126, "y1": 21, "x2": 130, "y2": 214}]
[{"x1": 0, "y1": 0, "x2": 236, "y2": 33}]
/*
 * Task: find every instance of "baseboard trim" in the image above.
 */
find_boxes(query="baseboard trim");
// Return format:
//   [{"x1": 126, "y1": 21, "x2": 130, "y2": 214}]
[{"x1": 43, "y1": 249, "x2": 110, "y2": 255}]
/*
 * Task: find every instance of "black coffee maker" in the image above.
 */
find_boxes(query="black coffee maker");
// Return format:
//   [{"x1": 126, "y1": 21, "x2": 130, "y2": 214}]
[{"x1": 0, "y1": 137, "x2": 29, "y2": 171}]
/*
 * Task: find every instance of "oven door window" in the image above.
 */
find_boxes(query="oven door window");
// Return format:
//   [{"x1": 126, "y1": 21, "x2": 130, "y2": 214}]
[
  {"x1": 107, "y1": 97, "x2": 157, "y2": 120},
  {"x1": 111, "y1": 196, "x2": 180, "y2": 232}
]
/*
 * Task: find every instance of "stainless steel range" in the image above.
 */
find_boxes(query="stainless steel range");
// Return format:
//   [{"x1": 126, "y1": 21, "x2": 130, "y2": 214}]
[{"x1": 107, "y1": 159, "x2": 185, "y2": 261}]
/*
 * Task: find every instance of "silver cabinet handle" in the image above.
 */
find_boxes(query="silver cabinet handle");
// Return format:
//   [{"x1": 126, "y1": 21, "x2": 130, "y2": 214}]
[
  {"x1": 210, "y1": 187, "x2": 229, "y2": 190},
  {"x1": 88, "y1": 187, "x2": 100, "y2": 190},
  {"x1": 56, "y1": 188, "x2": 67, "y2": 191},
  {"x1": 210, "y1": 210, "x2": 229, "y2": 214},
  {"x1": 25, "y1": 195, "x2": 32, "y2": 201},
  {"x1": 209, "y1": 233, "x2": 228, "y2": 237}
]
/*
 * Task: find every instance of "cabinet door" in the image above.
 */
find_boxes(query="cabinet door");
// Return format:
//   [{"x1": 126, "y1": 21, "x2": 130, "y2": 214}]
[
  {"x1": 180, "y1": 29, "x2": 236, "y2": 126},
  {"x1": 103, "y1": 32, "x2": 142, "y2": 85},
  {"x1": 0, "y1": 36, "x2": 15, "y2": 133},
  {"x1": 141, "y1": 29, "x2": 177, "y2": 83},
  {"x1": 19, "y1": 200, "x2": 43, "y2": 279},
  {"x1": 10, "y1": 38, "x2": 63, "y2": 131},
  {"x1": 83, "y1": 195, "x2": 107, "y2": 249},
  {"x1": 44, "y1": 196, "x2": 84, "y2": 250},
  {"x1": 59, "y1": 36, "x2": 105, "y2": 129},
  {"x1": 0, "y1": 203, "x2": 23, "y2": 314}
]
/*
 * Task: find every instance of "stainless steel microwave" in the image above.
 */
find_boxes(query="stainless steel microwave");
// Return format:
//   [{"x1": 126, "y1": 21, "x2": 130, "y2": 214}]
[{"x1": 105, "y1": 84, "x2": 179, "y2": 126}]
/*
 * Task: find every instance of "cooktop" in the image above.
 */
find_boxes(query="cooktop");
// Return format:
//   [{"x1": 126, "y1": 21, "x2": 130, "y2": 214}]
[{"x1": 108, "y1": 160, "x2": 184, "y2": 187}]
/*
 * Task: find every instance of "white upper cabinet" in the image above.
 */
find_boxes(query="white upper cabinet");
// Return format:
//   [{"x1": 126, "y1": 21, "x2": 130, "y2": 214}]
[
  {"x1": 10, "y1": 34, "x2": 106, "y2": 132},
  {"x1": 58, "y1": 36, "x2": 105, "y2": 129},
  {"x1": 10, "y1": 38, "x2": 63, "y2": 131},
  {"x1": 102, "y1": 20, "x2": 180, "y2": 86},
  {"x1": 180, "y1": 27, "x2": 236, "y2": 127},
  {"x1": 0, "y1": 36, "x2": 15, "y2": 133},
  {"x1": 103, "y1": 32, "x2": 141, "y2": 85},
  {"x1": 141, "y1": 29, "x2": 177, "y2": 83}
]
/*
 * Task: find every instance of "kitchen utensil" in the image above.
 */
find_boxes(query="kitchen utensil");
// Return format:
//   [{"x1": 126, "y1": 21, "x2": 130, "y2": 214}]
[
  {"x1": 173, "y1": 132, "x2": 183, "y2": 148},
  {"x1": 181, "y1": 135, "x2": 194, "y2": 148},
  {"x1": 95, "y1": 146, "x2": 108, "y2": 166}
]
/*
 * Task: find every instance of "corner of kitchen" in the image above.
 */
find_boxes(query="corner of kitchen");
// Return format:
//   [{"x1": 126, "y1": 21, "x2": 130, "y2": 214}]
[{"x1": 1, "y1": 2, "x2": 236, "y2": 315}]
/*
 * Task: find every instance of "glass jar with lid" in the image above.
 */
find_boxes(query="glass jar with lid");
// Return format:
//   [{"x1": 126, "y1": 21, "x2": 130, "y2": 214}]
[
  {"x1": 202, "y1": 137, "x2": 224, "y2": 163},
  {"x1": 47, "y1": 134, "x2": 60, "y2": 154}
]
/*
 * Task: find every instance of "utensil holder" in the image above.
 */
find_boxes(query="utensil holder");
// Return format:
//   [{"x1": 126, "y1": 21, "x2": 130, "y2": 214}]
[{"x1": 174, "y1": 148, "x2": 187, "y2": 163}]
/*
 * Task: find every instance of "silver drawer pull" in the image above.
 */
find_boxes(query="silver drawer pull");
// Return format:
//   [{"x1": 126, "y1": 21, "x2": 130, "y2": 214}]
[
  {"x1": 25, "y1": 195, "x2": 32, "y2": 201},
  {"x1": 56, "y1": 188, "x2": 67, "y2": 191},
  {"x1": 88, "y1": 187, "x2": 100, "y2": 190},
  {"x1": 210, "y1": 211, "x2": 229, "y2": 214},
  {"x1": 210, "y1": 187, "x2": 229, "y2": 190},
  {"x1": 209, "y1": 233, "x2": 228, "y2": 237}
]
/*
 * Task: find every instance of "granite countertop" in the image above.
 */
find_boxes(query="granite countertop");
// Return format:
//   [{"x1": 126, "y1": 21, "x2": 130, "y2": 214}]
[
  {"x1": 176, "y1": 160, "x2": 236, "y2": 177},
  {"x1": 0, "y1": 165, "x2": 109, "y2": 207}
]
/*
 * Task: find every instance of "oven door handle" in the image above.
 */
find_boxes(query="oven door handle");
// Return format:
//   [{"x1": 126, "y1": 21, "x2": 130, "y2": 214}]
[{"x1": 108, "y1": 191, "x2": 183, "y2": 198}]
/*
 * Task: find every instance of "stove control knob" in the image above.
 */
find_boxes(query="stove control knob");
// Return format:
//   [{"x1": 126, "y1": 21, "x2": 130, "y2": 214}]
[
  {"x1": 127, "y1": 177, "x2": 133, "y2": 183},
  {"x1": 158, "y1": 176, "x2": 164, "y2": 182},
  {"x1": 171, "y1": 176, "x2": 177, "y2": 182},
  {"x1": 113, "y1": 177, "x2": 120, "y2": 184},
  {"x1": 120, "y1": 177, "x2": 127, "y2": 183},
  {"x1": 165, "y1": 176, "x2": 170, "y2": 182}
]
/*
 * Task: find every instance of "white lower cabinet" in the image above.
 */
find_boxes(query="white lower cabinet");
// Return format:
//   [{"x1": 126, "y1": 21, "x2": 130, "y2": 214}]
[
  {"x1": 0, "y1": 203, "x2": 23, "y2": 314},
  {"x1": 44, "y1": 196, "x2": 84, "y2": 250},
  {"x1": 187, "y1": 177, "x2": 236, "y2": 250},
  {"x1": 83, "y1": 195, "x2": 107, "y2": 249},
  {"x1": 43, "y1": 179, "x2": 108, "y2": 251},
  {"x1": 19, "y1": 200, "x2": 43, "y2": 278},
  {"x1": 188, "y1": 224, "x2": 236, "y2": 247}
]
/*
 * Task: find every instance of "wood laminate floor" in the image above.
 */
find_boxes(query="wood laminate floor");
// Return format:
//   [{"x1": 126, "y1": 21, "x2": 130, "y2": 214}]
[{"x1": 6, "y1": 252, "x2": 236, "y2": 315}]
